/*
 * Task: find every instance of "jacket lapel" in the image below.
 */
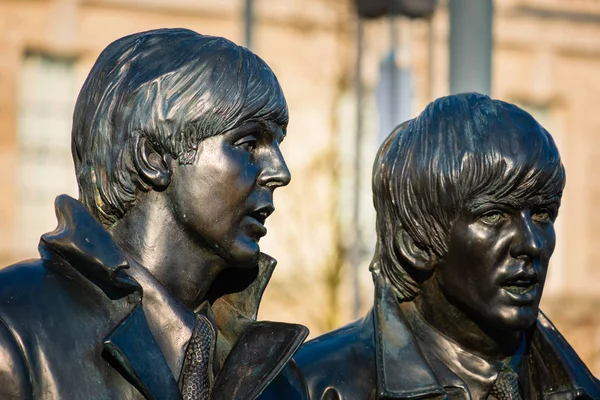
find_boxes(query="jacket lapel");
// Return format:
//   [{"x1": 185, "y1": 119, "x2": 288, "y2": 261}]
[
  {"x1": 103, "y1": 304, "x2": 182, "y2": 400},
  {"x1": 208, "y1": 255, "x2": 309, "y2": 399},
  {"x1": 210, "y1": 321, "x2": 308, "y2": 400}
]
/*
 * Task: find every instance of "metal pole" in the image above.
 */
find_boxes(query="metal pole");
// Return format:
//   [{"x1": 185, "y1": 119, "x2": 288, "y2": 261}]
[
  {"x1": 244, "y1": 0, "x2": 254, "y2": 49},
  {"x1": 351, "y1": 16, "x2": 364, "y2": 319},
  {"x1": 427, "y1": 17, "x2": 435, "y2": 101},
  {"x1": 449, "y1": 0, "x2": 493, "y2": 95},
  {"x1": 388, "y1": 16, "x2": 397, "y2": 119}
]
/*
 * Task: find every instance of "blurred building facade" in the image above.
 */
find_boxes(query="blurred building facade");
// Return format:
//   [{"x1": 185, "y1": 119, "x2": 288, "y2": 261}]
[{"x1": 1, "y1": 0, "x2": 600, "y2": 373}]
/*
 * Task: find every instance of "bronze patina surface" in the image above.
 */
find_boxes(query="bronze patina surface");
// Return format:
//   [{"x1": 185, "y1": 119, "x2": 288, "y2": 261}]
[
  {"x1": 295, "y1": 93, "x2": 600, "y2": 400},
  {"x1": 0, "y1": 28, "x2": 308, "y2": 400}
]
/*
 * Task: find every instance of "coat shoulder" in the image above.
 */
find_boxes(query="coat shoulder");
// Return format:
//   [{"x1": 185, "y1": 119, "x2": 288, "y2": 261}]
[
  {"x1": 295, "y1": 313, "x2": 377, "y2": 400},
  {"x1": 0, "y1": 257, "x2": 72, "y2": 312},
  {"x1": 536, "y1": 311, "x2": 600, "y2": 396},
  {"x1": 0, "y1": 258, "x2": 53, "y2": 302},
  {"x1": 0, "y1": 258, "x2": 66, "y2": 400},
  {"x1": 295, "y1": 316, "x2": 373, "y2": 366},
  {"x1": 258, "y1": 359, "x2": 309, "y2": 400},
  {"x1": 0, "y1": 306, "x2": 33, "y2": 399}
]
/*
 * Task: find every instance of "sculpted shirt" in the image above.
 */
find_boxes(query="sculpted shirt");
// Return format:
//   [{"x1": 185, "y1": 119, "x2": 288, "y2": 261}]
[{"x1": 402, "y1": 302, "x2": 527, "y2": 399}]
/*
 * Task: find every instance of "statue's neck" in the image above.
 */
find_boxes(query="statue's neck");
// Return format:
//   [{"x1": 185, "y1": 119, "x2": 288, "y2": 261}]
[
  {"x1": 109, "y1": 191, "x2": 226, "y2": 309},
  {"x1": 414, "y1": 277, "x2": 523, "y2": 362}
]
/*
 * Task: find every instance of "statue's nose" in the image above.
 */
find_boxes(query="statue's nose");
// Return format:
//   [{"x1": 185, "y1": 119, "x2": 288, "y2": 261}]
[{"x1": 258, "y1": 145, "x2": 291, "y2": 189}]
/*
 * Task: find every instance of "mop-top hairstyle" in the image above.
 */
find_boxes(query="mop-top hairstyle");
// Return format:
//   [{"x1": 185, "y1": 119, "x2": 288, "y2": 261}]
[
  {"x1": 371, "y1": 93, "x2": 565, "y2": 301},
  {"x1": 72, "y1": 28, "x2": 288, "y2": 226}
]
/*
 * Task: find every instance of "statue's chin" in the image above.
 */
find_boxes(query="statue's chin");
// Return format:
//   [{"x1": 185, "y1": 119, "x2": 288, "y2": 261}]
[{"x1": 481, "y1": 305, "x2": 539, "y2": 332}]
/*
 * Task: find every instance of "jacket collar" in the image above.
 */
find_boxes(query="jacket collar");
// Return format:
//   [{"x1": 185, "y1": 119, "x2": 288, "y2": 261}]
[
  {"x1": 210, "y1": 253, "x2": 280, "y2": 347},
  {"x1": 372, "y1": 272, "x2": 446, "y2": 400},
  {"x1": 40, "y1": 195, "x2": 181, "y2": 399},
  {"x1": 39, "y1": 195, "x2": 139, "y2": 297},
  {"x1": 372, "y1": 270, "x2": 598, "y2": 400},
  {"x1": 208, "y1": 250, "x2": 308, "y2": 398},
  {"x1": 40, "y1": 195, "x2": 308, "y2": 400}
]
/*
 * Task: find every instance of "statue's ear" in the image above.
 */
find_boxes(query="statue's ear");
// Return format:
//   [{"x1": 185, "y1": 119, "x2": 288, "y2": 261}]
[
  {"x1": 133, "y1": 135, "x2": 171, "y2": 191},
  {"x1": 395, "y1": 230, "x2": 435, "y2": 272}
]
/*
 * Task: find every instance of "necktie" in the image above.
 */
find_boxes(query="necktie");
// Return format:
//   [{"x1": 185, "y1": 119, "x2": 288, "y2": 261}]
[
  {"x1": 488, "y1": 366, "x2": 522, "y2": 400},
  {"x1": 180, "y1": 314, "x2": 215, "y2": 400}
]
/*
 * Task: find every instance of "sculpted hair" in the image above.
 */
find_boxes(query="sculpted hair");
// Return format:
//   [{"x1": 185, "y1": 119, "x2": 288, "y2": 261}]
[
  {"x1": 72, "y1": 28, "x2": 288, "y2": 226},
  {"x1": 371, "y1": 93, "x2": 566, "y2": 301}
]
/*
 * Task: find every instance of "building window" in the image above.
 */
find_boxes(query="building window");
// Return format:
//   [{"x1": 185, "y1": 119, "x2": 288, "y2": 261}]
[{"x1": 15, "y1": 52, "x2": 79, "y2": 255}]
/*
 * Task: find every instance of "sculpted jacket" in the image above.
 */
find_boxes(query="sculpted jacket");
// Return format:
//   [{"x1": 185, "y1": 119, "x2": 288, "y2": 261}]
[
  {"x1": 0, "y1": 195, "x2": 308, "y2": 400},
  {"x1": 295, "y1": 272, "x2": 600, "y2": 400}
]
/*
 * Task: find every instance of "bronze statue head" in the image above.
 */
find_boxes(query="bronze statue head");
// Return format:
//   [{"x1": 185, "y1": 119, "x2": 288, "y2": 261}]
[
  {"x1": 71, "y1": 28, "x2": 289, "y2": 227},
  {"x1": 372, "y1": 92, "x2": 565, "y2": 332},
  {"x1": 70, "y1": 28, "x2": 291, "y2": 305}
]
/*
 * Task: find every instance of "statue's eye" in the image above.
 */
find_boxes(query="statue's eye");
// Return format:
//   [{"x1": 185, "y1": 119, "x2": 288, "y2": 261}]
[
  {"x1": 532, "y1": 209, "x2": 551, "y2": 223},
  {"x1": 478, "y1": 210, "x2": 506, "y2": 225},
  {"x1": 234, "y1": 135, "x2": 258, "y2": 152}
]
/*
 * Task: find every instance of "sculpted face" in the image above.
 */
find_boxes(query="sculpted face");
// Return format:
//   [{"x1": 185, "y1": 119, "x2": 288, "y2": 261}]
[
  {"x1": 166, "y1": 120, "x2": 290, "y2": 268},
  {"x1": 434, "y1": 157, "x2": 560, "y2": 331}
]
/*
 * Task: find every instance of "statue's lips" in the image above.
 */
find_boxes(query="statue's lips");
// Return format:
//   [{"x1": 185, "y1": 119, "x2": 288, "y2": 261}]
[
  {"x1": 244, "y1": 215, "x2": 267, "y2": 238},
  {"x1": 244, "y1": 205, "x2": 274, "y2": 238},
  {"x1": 500, "y1": 276, "x2": 539, "y2": 303}
]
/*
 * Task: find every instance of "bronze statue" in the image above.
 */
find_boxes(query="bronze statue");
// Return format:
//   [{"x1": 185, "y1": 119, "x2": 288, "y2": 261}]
[
  {"x1": 0, "y1": 28, "x2": 308, "y2": 399},
  {"x1": 296, "y1": 93, "x2": 600, "y2": 399}
]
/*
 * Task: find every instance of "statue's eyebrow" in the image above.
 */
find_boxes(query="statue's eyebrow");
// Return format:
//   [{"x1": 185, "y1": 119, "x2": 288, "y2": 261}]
[
  {"x1": 227, "y1": 121, "x2": 262, "y2": 138},
  {"x1": 465, "y1": 194, "x2": 561, "y2": 213},
  {"x1": 524, "y1": 195, "x2": 561, "y2": 207},
  {"x1": 259, "y1": 120, "x2": 285, "y2": 143},
  {"x1": 464, "y1": 196, "x2": 520, "y2": 212}
]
